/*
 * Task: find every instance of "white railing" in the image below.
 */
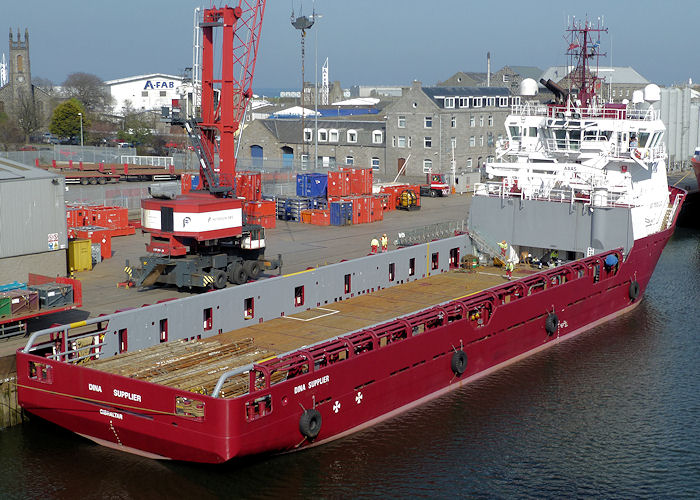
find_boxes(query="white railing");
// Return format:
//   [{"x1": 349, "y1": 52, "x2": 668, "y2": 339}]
[
  {"x1": 474, "y1": 181, "x2": 632, "y2": 208},
  {"x1": 120, "y1": 155, "x2": 174, "y2": 167},
  {"x1": 511, "y1": 104, "x2": 659, "y2": 121}
]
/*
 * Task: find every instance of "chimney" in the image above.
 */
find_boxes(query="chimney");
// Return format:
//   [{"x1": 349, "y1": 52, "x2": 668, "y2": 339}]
[{"x1": 487, "y1": 52, "x2": 491, "y2": 87}]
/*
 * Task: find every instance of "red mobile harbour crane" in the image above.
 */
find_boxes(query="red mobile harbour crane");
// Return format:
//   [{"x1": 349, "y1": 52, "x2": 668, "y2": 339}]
[{"x1": 125, "y1": 3, "x2": 280, "y2": 289}]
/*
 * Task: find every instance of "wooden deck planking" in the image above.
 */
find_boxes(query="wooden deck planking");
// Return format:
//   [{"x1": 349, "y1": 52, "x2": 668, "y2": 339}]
[{"x1": 91, "y1": 269, "x2": 506, "y2": 394}]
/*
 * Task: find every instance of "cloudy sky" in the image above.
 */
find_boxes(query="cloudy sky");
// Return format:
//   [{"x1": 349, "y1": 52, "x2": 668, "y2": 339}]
[{"x1": 3, "y1": 0, "x2": 698, "y2": 90}]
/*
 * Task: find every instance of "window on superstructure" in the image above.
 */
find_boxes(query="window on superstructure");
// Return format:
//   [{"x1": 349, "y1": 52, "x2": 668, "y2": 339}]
[
  {"x1": 528, "y1": 127, "x2": 537, "y2": 137},
  {"x1": 409, "y1": 258, "x2": 415, "y2": 276},
  {"x1": 508, "y1": 126, "x2": 521, "y2": 139},
  {"x1": 583, "y1": 130, "x2": 598, "y2": 141},
  {"x1": 118, "y1": 328, "x2": 128, "y2": 353},
  {"x1": 344, "y1": 274, "x2": 351, "y2": 294},
  {"x1": 638, "y1": 132, "x2": 651, "y2": 148},
  {"x1": 389, "y1": 263, "x2": 395, "y2": 282}
]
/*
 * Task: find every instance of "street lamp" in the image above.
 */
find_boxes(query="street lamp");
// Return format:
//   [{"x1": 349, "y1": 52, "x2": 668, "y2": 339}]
[{"x1": 78, "y1": 112, "x2": 84, "y2": 148}]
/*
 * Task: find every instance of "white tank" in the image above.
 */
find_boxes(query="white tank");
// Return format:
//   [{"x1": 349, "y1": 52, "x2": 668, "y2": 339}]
[
  {"x1": 644, "y1": 83, "x2": 661, "y2": 103},
  {"x1": 518, "y1": 78, "x2": 538, "y2": 96}
]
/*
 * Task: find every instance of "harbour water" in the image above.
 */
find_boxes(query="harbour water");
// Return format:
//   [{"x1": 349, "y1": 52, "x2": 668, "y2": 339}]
[{"x1": 1, "y1": 228, "x2": 698, "y2": 498}]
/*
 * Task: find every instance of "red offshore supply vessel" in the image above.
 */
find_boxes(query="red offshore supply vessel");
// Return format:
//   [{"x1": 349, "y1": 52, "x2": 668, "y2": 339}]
[{"x1": 16, "y1": 16, "x2": 685, "y2": 463}]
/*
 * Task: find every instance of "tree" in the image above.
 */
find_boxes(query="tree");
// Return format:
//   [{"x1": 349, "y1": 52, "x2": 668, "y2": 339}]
[
  {"x1": 32, "y1": 77, "x2": 55, "y2": 93},
  {"x1": 49, "y1": 98, "x2": 90, "y2": 141},
  {"x1": 0, "y1": 112, "x2": 24, "y2": 150},
  {"x1": 118, "y1": 110, "x2": 154, "y2": 148},
  {"x1": 15, "y1": 88, "x2": 43, "y2": 142},
  {"x1": 63, "y1": 72, "x2": 113, "y2": 112}
]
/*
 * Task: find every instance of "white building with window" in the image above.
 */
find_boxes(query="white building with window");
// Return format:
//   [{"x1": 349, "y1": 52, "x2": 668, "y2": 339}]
[{"x1": 105, "y1": 73, "x2": 184, "y2": 115}]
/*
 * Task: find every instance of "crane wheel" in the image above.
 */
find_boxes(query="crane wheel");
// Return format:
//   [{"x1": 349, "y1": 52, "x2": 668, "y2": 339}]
[
  {"x1": 212, "y1": 270, "x2": 227, "y2": 289},
  {"x1": 243, "y1": 260, "x2": 262, "y2": 281},
  {"x1": 227, "y1": 263, "x2": 247, "y2": 285}
]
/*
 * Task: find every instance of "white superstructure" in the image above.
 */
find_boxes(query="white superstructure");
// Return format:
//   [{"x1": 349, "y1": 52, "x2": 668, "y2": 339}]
[{"x1": 481, "y1": 84, "x2": 668, "y2": 241}]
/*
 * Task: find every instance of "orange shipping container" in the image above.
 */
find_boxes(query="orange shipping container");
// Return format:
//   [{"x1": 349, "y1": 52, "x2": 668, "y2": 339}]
[
  {"x1": 244, "y1": 200, "x2": 276, "y2": 217},
  {"x1": 310, "y1": 209, "x2": 330, "y2": 226}
]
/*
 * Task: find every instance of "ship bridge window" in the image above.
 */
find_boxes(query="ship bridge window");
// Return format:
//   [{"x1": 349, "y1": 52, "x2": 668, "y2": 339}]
[
  {"x1": 638, "y1": 132, "x2": 651, "y2": 148},
  {"x1": 649, "y1": 132, "x2": 663, "y2": 148},
  {"x1": 600, "y1": 131, "x2": 613, "y2": 140},
  {"x1": 508, "y1": 126, "x2": 521, "y2": 139},
  {"x1": 554, "y1": 129, "x2": 566, "y2": 148},
  {"x1": 583, "y1": 130, "x2": 599, "y2": 141},
  {"x1": 528, "y1": 127, "x2": 537, "y2": 137}
]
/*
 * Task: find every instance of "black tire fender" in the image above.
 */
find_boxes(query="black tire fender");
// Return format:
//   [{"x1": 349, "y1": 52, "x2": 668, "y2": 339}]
[
  {"x1": 545, "y1": 313, "x2": 559, "y2": 336},
  {"x1": 299, "y1": 408, "x2": 322, "y2": 440},
  {"x1": 629, "y1": 280, "x2": 640, "y2": 301},
  {"x1": 451, "y1": 350, "x2": 467, "y2": 375}
]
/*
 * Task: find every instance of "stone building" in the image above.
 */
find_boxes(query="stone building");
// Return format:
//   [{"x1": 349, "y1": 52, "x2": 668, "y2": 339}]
[
  {"x1": 539, "y1": 65, "x2": 649, "y2": 103},
  {"x1": 383, "y1": 81, "x2": 516, "y2": 179},
  {"x1": 0, "y1": 28, "x2": 52, "y2": 122},
  {"x1": 236, "y1": 118, "x2": 386, "y2": 173},
  {"x1": 490, "y1": 66, "x2": 543, "y2": 95}
]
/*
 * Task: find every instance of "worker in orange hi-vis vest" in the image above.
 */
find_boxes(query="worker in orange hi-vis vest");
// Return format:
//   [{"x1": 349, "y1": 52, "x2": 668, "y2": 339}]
[{"x1": 370, "y1": 237, "x2": 379, "y2": 254}]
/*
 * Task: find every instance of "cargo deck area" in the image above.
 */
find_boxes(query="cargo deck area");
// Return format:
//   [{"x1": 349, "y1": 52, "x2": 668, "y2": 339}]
[{"x1": 90, "y1": 268, "x2": 507, "y2": 397}]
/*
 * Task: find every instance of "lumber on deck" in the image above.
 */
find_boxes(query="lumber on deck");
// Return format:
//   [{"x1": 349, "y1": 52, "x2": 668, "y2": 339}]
[{"x1": 90, "y1": 268, "x2": 506, "y2": 397}]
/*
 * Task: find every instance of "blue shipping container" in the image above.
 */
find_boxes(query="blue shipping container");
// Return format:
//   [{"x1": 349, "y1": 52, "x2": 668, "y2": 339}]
[
  {"x1": 0, "y1": 281, "x2": 27, "y2": 292},
  {"x1": 330, "y1": 201, "x2": 353, "y2": 226},
  {"x1": 296, "y1": 173, "x2": 328, "y2": 198}
]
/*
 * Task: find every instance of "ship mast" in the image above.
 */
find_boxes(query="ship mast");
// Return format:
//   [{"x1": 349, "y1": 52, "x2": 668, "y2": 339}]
[{"x1": 566, "y1": 17, "x2": 607, "y2": 107}]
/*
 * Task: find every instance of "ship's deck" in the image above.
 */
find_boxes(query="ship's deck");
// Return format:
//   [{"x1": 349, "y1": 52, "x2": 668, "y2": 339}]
[{"x1": 90, "y1": 268, "x2": 508, "y2": 396}]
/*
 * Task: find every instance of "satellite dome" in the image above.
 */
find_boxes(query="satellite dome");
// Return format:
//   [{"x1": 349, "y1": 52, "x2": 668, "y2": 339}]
[
  {"x1": 632, "y1": 90, "x2": 644, "y2": 104},
  {"x1": 518, "y1": 78, "x2": 538, "y2": 96},
  {"x1": 644, "y1": 83, "x2": 661, "y2": 102},
  {"x1": 622, "y1": 99, "x2": 629, "y2": 105}
]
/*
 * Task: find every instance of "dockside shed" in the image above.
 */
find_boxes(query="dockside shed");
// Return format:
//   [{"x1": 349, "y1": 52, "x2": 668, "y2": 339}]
[{"x1": 0, "y1": 158, "x2": 68, "y2": 279}]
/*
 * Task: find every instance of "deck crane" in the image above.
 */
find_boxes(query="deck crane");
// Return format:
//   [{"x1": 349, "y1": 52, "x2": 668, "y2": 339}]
[{"x1": 125, "y1": 2, "x2": 281, "y2": 290}]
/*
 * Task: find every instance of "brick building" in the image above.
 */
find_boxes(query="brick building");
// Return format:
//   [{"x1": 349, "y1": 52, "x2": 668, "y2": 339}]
[
  {"x1": 237, "y1": 118, "x2": 386, "y2": 173},
  {"x1": 383, "y1": 81, "x2": 516, "y2": 178}
]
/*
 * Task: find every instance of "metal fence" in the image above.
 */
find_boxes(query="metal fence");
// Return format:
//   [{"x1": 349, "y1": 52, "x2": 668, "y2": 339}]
[
  {"x1": 64, "y1": 184, "x2": 151, "y2": 211},
  {"x1": 396, "y1": 219, "x2": 467, "y2": 247}
]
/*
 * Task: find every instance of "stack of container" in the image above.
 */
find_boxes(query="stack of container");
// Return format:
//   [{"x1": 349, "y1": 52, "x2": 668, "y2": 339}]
[
  {"x1": 235, "y1": 172, "x2": 262, "y2": 201},
  {"x1": 243, "y1": 200, "x2": 276, "y2": 229}
]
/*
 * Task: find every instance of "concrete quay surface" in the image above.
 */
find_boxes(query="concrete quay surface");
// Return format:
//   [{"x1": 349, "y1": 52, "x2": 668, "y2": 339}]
[{"x1": 0, "y1": 194, "x2": 473, "y2": 360}]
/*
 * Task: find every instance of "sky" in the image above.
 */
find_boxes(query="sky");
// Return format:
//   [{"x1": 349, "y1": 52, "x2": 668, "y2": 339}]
[{"x1": 2, "y1": 0, "x2": 699, "y2": 91}]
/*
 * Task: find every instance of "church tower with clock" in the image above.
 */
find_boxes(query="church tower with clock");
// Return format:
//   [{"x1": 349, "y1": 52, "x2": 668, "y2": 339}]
[
  {"x1": 0, "y1": 27, "x2": 51, "y2": 123},
  {"x1": 9, "y1": 28, "x2": 32, "y2": 102}
]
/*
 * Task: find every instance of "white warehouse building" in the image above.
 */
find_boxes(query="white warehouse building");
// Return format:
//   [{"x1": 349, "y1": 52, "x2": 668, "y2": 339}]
[{"x1": 105, "y1": 73, "x2": 184, "y2": 115}]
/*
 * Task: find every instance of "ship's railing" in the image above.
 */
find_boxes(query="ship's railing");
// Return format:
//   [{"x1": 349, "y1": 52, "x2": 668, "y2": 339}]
[
  {"x1": 511, "y1": 103, "x2": 659, "y2": 121},
  {"x1": 216, "y1": 248, "x2": 626, "y2": 398},
  {"x1": 120, "y1": 155, "x2": 174, "y2": 167},
  {"x1": 473, "y1": 181, "x2": 632, "y2": 208}
]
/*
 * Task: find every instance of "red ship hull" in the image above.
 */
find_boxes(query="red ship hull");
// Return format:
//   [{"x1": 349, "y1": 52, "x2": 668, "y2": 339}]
[
  {"x1": 16, "y1": 190, "x2": 684, "y2": 463},
  {"x1": 692, "y1": 158, "x2": 700, "y2": 190}
]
